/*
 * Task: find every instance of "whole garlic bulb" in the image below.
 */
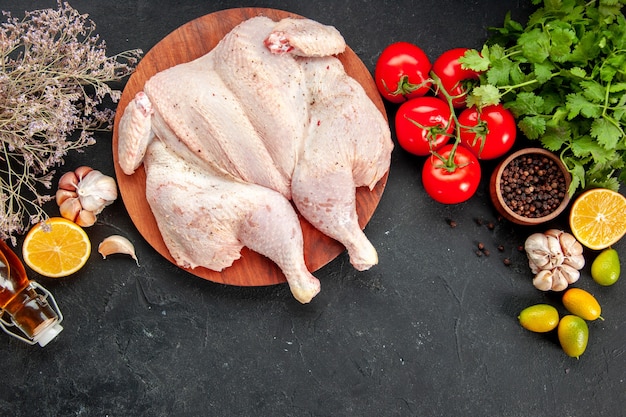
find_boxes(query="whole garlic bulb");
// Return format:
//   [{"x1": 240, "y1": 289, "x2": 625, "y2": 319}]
[
  {"x1": 525, "y1": 229, "x2": 585, "y2": 291},
  {"x1": 56, "y1": 166, "x2": 118, "y2": 227}
]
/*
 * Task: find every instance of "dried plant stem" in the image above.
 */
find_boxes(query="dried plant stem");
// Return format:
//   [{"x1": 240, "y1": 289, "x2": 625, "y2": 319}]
[{"x1": 0, "y1": 1, "x2": 142, "y2": 243}]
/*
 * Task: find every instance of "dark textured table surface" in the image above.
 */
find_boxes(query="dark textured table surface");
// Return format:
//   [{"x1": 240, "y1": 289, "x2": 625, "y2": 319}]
[{"x1": 1, "y1": 1, "x2": 625, "y2": 416}]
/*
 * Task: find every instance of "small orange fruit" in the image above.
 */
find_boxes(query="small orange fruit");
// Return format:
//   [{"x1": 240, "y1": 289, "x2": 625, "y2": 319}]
[
  {"x1": 518, "y1": 304, "x2": 560, "y2": 333},
  {"x1": 569, "y1": 188, "x2": 626, "y2": 250},
  {"x1": 22, "y1": 217, "x2": 91, "y2": 278},
  {"x1": 558, "y1": 315, "x2": 589, "y2": 359},
  {"x1": 591, "y1": 248, "x2": 620, "y2": 286},
  {"x1": 562, "y1": 288, "x2": 602, "y2": 321}
]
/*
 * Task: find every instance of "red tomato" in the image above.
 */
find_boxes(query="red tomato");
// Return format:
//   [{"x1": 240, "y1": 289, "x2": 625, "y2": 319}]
[
  {"x1": 395, "y1": 97, "x2": 454, "y2": 156},
  {"x1": 458, "y1": 104, "x2": 517, "y2": 160},
  {"x1": 431, "y1": 48, "x2": 481, "y2": 108},
  {"x1": 375, "y1": 42, "x2": 432, "y2": 103},
  {"x1": 422, "y1": 144, "x2": 481, "y2": 204}
]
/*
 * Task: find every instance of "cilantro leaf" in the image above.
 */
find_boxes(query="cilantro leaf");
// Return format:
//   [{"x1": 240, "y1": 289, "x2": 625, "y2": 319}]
[
  {"x1": 599, "y1": 2, "x2": 625, "y2": 22},
  {"x1": 580, "y1": 80, "x2": 607, "y2": 103},
  {"x1": 518, "y1": 115, "x2": 546, "y2": 139},
  {"x1": 570, "y1": 134, "x2": 604, "y2": 158},
  {"x1": 541, "y1": 125, "x2": 571, "y2": 150},
  {"x1": 504, "y1": 91, "x2": 545, "y2": 116},
  {"x1": 486, "y1": 58, "x2": 515, "y2": 86},
  {"x1": 548, "y1": 27, "x2": 577, "y2": 62},
  {"x1": 459, "y1": 48, "x2": 490, "y2": 72},
  {"x1": 508, "y1": 62, "x2": 526, "y2": 85},
  {"x1": 519, "y1": 28, "x2": 551, "y2": 63},
  {"x1": 533, "y1": 61, "x2": 555, "y2": 83},
  {"x1": 568, "y1": 67, "x2": 587, "y2": 78},
  {"x1": 590, "y1": 117, "x2": 622, "y2": 149},
  {"x1": 612, "y1": 91, "x2": 626, "y2": 121},
  {"x1": 609, "y1": 82, "x2": 626, "y2": 93},
  {"x1": 599, "y1": 53, "x2": 626, "y2": 82},
  {"x1": 565, "y1": 93, "x2": 601, "y2": 119},
  {"x1": 466, "y1": 85, "x2": 501, "y2": 108},
  {"x1": 569, "y1": 31, "x2": 600, "y2": 65}
]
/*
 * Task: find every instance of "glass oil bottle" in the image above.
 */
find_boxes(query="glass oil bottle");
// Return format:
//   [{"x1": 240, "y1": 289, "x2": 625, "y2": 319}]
[{"x1": 0, "y1": 239, "x2": 63, "y2": 347}]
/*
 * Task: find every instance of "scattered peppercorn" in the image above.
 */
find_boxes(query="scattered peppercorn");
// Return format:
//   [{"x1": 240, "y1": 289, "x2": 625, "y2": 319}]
[
  {"x1": 500, "y1": 154, "x2": 566, "y2": 218},
  {"x1": 477, "y1": 242, "x2": 485, "y2": 251},
  {"x1": 503, "y1": 258, "x2": 512, "y2": 266},
  {"x1": 483, "y1": 249, "x2": 490, "y2": 256},
  {"x1": 497, "y1": 245, "x2": 505, "y2": 252},
  {"x1": 445, "y1": 218, "x2": 457, "y2": 228}
]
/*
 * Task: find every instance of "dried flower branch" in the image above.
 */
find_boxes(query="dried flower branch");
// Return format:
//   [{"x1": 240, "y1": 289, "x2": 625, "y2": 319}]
[{"x1": 0, "y1": 1, "x2": 142, "y2": 244}]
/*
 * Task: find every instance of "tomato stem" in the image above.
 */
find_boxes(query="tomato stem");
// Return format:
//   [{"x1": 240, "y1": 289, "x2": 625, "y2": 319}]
[
  {"x1": 427, "y1": 72, "x2": 466, "y2": 171},
  {"x1": 384, "y1": 75, "x2": 431, "y2": 99}
]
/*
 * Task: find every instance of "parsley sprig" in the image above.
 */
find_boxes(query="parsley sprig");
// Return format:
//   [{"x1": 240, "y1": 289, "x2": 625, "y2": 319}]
[{"x1": 459, "y1": 0, "x2": 626, "y2": 195}]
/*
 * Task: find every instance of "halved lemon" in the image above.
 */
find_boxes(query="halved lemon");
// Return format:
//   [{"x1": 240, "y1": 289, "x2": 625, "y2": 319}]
[
  {"x1": 569, "y1": 188, "x2": 626, "y2": 250},
  {"x1": 22, "y1": 217, "x2": 91, "y2": 277}
]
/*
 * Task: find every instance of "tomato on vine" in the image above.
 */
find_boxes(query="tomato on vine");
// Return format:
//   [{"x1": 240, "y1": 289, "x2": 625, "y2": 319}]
[
  {"x1": 395, "y1": 97, "x2": 454, "y2": 156},
  {"x1": 458, "y1": 104, "x2": 517, "y2": 160},
  {"x1": 431, "y1": 48, "x2": 481, "y2": 109},
  {"x1": 375, "y1": 42, "x2": 432, "y2": 103},
  {"x1": 422, "y1": 143, "x2": 481, "y2": 204}
]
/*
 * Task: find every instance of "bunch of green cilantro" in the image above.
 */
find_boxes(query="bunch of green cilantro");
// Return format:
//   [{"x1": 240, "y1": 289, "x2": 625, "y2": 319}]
[{"x1": 460, "y1": 0, "x2": 626, "y2": 195}]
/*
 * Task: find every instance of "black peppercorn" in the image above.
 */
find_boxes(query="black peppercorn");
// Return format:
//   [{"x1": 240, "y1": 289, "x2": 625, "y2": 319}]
[{"x1": 499, "y1": 153, "x2": 566, "y2": 218}]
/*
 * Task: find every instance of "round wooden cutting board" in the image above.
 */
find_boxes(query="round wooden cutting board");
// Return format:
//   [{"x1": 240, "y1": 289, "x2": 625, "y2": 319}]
[{"x1": 112, "y1": 7, "x2": 389, "y2": 287}]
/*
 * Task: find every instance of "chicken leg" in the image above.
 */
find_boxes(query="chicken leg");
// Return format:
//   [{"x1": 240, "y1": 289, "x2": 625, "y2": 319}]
[
  {"x1": 292, "y1": 57, "x2": 393, "y2": 270},
  {"x1": 143, "y1": 140, "x2": 320, "y2": 303}
]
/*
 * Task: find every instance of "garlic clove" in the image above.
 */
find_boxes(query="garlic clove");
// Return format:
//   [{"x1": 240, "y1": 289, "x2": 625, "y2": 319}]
[
  {"x1": 533, "y1": 270, "x2": 553, "y2": 291},
  {"x1": 559, "y1": 264, "x2": 581, "y2": 284},
  {"x1": 58, "y1": 171, "x2": 79, "y2": 191},
  {"x1": 525, "y1": 233, "x2": 551, "y2": 270},
  {"x1": 563, "y1": 254, "x2": 585, "y2": 271},
  {"x1": 528, "y1": 259, "x2": 542, "y2": 274},
  {"x1": 525, "y1": 232, "x2": 548, "y2": 251},
  {"x1": 56, "y1": 188, "x2": 77, "y2": 206},
  {"x1": 559, "y1": 232, "x2": 584, "y2": 257},
  {"x1": 74, "y1": 165, "x2": 94, "y2": 180},
  {"x1": 59, "y1": 197, "x2": 82, "y2": 222},
  {"x1": 98, "y1": 235, "x2": 139, "y2": 266},
  {"x1": 550, "y1": 270, "x2": 569, "y2": 291},
  {"x1": 546, "y1": 235, "x2": 564, "y2": 267},
  {"x1": 76, "y1": 170, "x2": 118, "y2": 214},
  {"x1": 75, "y1": 209, "x2": 97, "y2": 227},
  {"x1": 544, "y1": 229, "x2": 563, "y2": 239}
]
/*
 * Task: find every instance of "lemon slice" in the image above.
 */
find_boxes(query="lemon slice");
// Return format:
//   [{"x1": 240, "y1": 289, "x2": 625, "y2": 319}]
[
  {"x1": 569, "y1": 188, "x2": 626, "y2": 250},
  {"x1": 22, "y1": 217, "x2": 91, "y2": 277}
]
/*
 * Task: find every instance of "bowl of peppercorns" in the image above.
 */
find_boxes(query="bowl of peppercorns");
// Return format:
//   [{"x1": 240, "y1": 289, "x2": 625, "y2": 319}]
[{"x1": 489, "y1": 148, "x2": 571, "y2": 225}]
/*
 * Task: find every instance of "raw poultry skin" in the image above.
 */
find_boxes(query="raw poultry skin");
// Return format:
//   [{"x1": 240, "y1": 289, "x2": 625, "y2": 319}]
[
  {"x1": 144, "y1": 140, "x2": 320, "y2": 303},
  {"x1": 117, "y1": 16, "x2": 393, "y2": 303}
]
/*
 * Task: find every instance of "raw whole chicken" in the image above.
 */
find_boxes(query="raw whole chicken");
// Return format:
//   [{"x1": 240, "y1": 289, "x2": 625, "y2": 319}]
[{"x1": 117, "y1": 16, "x2": 393, "y2": 303}]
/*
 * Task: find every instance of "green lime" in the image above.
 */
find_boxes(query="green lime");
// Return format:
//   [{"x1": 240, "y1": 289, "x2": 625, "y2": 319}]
[
  {"x1": 591, "y1": 248, "x2": 620, "y2": 286},
  {"x1": 558, "y1": 315, "x2": 589, "y2": 359},
  {"x1": 518, "y1": 304, "x2": 559, "y2": 333}
]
